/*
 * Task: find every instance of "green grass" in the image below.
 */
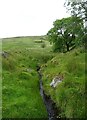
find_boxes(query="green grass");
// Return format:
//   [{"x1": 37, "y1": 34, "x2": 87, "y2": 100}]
[
  {"x1": 2, "y1": 36, "x2": 86, "y2": 118},
  {"x1": 41, "y1": 48, "x2": 86, "y2": 118},
  {"x1": 2, "y1": 36, "x2": 54, "y2": 118},
  {"x1": 2, "y1": 71, "x2": 47, "y2": 118}
]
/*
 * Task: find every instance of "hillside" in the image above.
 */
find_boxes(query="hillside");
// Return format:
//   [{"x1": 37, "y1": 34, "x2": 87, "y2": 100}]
[
  {"x1": 41, "y1": 48, "x2": 86, "y2": 118},
  {"x1": 1, "y1": 36, "x2": 86, "y2": 119},
  {"x1": 2, "y1": 36, "x2": 52, "y2": 118}
]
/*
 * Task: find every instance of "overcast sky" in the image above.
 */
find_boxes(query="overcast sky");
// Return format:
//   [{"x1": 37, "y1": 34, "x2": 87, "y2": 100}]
[{"x1": 0, "y1": 0, "x2": 70, "y2": 38}]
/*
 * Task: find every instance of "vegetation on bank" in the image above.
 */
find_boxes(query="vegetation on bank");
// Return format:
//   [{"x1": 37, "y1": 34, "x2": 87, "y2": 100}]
[
  {"x1": 2, "y1": 36, "x2": 86, "y2": 119},
  {"x1": 44, "y1": 1, "x2": 86, "y2": 117},
  {"x1": 41, "y1": 48, "x2": 86, "y2": 118},
  {"x1": 1, "y1": 0, "x2": 86, "y2": 119},
  {"x1": 2, "y1": 37, "x2": 53, "y2": 118}
]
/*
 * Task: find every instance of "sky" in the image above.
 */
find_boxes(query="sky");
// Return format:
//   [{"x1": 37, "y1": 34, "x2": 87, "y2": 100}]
[{"x1": 0, "y1": 0, "x2": 70, "y2": 38}]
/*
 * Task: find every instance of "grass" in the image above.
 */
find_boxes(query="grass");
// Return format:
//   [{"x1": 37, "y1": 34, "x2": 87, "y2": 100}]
[
  {"x1": 2, "y1": 71, "x2": 46, "y2": 118},
  {"x1": 41, "y1": 48, "x2": 86, "y2": 118},
  {"x1": 2, "y1": 36, "x2": 53, "y2": 118},
  {"x1": 0, "y1": 39, "x2": 2, "y2": 119},
  {"x1": 2, "y1": 36, "x2": 86, "y2": 119}
]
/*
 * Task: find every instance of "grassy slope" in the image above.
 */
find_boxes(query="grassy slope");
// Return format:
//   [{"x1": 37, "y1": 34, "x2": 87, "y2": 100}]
[
  {"x1": 2, "y1": 37, "x2": 53, "y2": 118},
  {"x1": 41, "y1": 48, "x2": 86, "y2": 118},
  {"x1": 2, "y1": 36, "x2": 86, "y2": 118},
  {"x1": 0, "y1": 40, "x2": 2, "y2": 119}
]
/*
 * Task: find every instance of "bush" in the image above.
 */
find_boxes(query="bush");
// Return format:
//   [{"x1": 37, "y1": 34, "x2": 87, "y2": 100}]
[
  {"x1": 41, "y1": 43, "x2": 46, "y2": 48},
  {"x1": 34, "y1": 40, "x2": 42, "y2": 43}
]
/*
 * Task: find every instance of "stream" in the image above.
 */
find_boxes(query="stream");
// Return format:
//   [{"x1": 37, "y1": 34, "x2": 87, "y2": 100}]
[{"x1": 37, "y1": 68, "x2": 59, "y2": 120}]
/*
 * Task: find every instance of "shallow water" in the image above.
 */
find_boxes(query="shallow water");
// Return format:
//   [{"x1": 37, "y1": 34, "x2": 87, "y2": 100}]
[{"x1": 38, "y1": 71, "x2": 59, "y2": 120}]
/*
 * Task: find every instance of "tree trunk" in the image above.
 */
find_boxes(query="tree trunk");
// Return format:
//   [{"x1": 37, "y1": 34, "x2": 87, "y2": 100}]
[{"x1": 66, "y1": 42, "x2": 69, "y2": 51}]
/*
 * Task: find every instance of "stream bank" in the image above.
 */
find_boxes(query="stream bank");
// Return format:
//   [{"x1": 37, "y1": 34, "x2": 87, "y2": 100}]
[{"x1": 37, "y1": 66, "x2": 60, "y2": 120}]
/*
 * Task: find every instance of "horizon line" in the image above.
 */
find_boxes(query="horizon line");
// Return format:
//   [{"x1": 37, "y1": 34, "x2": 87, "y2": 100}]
[{"x1": 0, "y1": 34, "x2": 46, "y2": 39}]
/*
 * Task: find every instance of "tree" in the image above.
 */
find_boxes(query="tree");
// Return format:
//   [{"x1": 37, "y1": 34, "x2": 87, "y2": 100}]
[
  {"x1": 64, "y1": 0, "x2": 87, "y2": 22},
  {"x1": 47, "y1": 16, "x2": 83, "y2": 52},
  {"x1": 64, "y1": 0, "x2": 87, "y2": 49}
]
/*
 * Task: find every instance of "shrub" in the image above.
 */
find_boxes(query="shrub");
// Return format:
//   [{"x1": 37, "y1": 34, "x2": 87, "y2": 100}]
[
  {"x1": 41, "y1": 43, "x2": 46, "y2": 48},
  {"x1": 34, "y1": 40, "x2": 42, "y2": 43}
]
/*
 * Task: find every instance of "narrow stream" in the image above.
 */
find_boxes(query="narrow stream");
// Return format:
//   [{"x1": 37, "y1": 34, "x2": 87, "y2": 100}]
[{"x1": 37, "y1": 67, "x2": 59, "y2": 120}]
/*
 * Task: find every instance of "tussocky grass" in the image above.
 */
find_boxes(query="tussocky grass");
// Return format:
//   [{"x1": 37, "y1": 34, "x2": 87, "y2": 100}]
[
  {"x1": 2, "y1": 36, "x2": 86, "y2": 118},
  {"x1": 41, "y1": 48, "x2": 86, "y2": 118},
  {"x1": 2, "y1": 36, "x2": 54, "y2": 118}
]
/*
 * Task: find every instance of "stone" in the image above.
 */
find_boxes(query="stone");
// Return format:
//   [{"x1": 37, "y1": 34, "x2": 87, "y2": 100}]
[
  {"x1": 50, "y1": 74, "x2": 63, "y2": 88},
  {"x1": 2, "y1": 51, "x2": 9, "y2": 58}
]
